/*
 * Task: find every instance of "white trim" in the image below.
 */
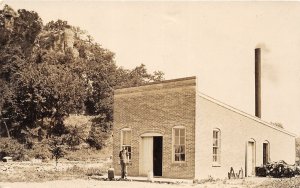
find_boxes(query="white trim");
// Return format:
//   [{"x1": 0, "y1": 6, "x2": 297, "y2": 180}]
[
  {"x1": 120, "y1": 128, "x2": 132, "y2": 149},
  {"x1": 246, "y1": 139, "x2": 256, "y2": 177},
  {"x1": 173, "y1": 125, "x2": 186, "y2": 129},
  {"x1": 172, "y1": 126, "x2": 186, "y2": 163},
  {"x1": 120, "y1": 128, "x2": 132, "y2": 161},
  {"x1": 212, "y1": 128, "x2": 221, "y2": 166},
  {"x1": 140, "y1": 132, "x2": 163, "y2": 137}
]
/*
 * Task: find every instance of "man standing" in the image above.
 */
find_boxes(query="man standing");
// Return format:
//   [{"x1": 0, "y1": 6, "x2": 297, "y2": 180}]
[{"x1": 119, "y1": 148, "x2": 129, "y2": 179}]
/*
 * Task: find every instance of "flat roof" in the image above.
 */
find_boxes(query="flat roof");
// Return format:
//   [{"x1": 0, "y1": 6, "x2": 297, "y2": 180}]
[
  {"x1": 114, "y1": 76, "x2": 196, "y2": 95},
  {"x1": 114, "y1": 76, "x2": 296, "y2": 137},
  {"x1": 114, "y1": 76, "x2": 196, "y2": 90}
]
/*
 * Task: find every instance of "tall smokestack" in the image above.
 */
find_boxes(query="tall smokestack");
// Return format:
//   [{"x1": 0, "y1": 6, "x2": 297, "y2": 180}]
[{"x1": 255, "y1": 48, "x2": 261, "y2": 118}]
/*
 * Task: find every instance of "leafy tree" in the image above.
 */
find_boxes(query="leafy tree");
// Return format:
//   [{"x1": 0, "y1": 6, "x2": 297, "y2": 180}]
[
  {"x1": 63, "y1": 126, "x2": 85, "y2": 150},
  {"x1": 0, "y1": 80, "x2": 14, "y2": 137},
  {"x1": 11, "y1": 62, "x2": 87, "y2": 137},
  {"x1": 49, "y1": 136, "x2": 65, "y2": 166},
  {"x1": 0, "y1": 44, "x2": 25, "y2": 81},
  {"x1": 0, "y1": 5, "x2": 43, "y2": 139},
  {"x1": 12, "y1": 8, "x2": 43, "y2": 57},
  {"x1": 86, "y1": 115, "x2": 112, "y2": 149},
  {"x1": 0, "y1": 5, "x2": 164, "y2": 152}
]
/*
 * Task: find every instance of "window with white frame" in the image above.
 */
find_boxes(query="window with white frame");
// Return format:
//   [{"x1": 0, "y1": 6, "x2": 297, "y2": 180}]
[
  {"x1": 121, "y1": 129, "x2": 132, "y2": 160},
  {"x1": 213, "y1": 129, "x2": 221, "y2": 165},
  {"x1": 173, "y1": 126, "x2": 186, "y2": 162}
]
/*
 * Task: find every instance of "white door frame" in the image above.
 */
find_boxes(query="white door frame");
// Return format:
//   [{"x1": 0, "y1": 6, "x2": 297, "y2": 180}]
[
  {"x1": 246, "y1": 139, "x2": 256, "y2": 177},
  {"x1": 139, "y1": 132, "x2": 163, "y2": 176}
]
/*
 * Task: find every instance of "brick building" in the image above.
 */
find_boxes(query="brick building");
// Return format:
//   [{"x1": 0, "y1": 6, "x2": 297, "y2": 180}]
[{"x1": 112, "y1": 76, "x2": 295, "y2": 179}]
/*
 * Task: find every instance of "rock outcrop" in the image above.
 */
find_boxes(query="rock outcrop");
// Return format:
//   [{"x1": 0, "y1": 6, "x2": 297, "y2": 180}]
[
  {"x1": 1, "y1": 5, "x2": 18, "y2": 30},
  {"x1": 36, "y1": 27, "x2": 79, "y2": 58}
]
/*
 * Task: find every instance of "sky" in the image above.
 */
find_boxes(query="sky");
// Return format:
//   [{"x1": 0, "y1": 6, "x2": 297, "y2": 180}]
[{"x1": 2, "y1": 1, "x2": 300, "y2": 135}]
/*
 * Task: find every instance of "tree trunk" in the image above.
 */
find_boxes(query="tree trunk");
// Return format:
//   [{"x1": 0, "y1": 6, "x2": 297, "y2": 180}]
[{"x1": 4, "y1": 121, "x2": 10, "y2": 138}]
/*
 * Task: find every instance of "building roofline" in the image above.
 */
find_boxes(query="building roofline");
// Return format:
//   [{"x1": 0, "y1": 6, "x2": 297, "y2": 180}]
[
  {"x1": 114, "y1": 76, "x2": 196, "y2": 91},
  {"x1": 114, "y1": 75, "x2": 296, "y2": 137},
  {"x1": 197, "y1": 92, "x2": 296, "y2": 137}
]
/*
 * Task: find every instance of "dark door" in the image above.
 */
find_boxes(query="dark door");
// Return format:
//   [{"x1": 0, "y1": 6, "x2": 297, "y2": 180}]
[
  {"x1": 263, "y1": 143, "x2": 269, "y2": 165},
  {"x1": 153, "y1": 136, "x2": 163, "y2": 176}
]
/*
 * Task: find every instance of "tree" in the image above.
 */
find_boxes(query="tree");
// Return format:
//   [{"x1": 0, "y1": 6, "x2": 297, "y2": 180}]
[
  {"x1": 63, "y1": 126, "x2": 85, "y2": 150},
  {"x1": 0, "y1": 44, "x2": 26, "y2": 82},
  {"x1": 0, "y1": 6, "x2": 164, "y2": 151},
  {"x1": 11, "y1": 62, "x2": 87, "y2": 137},
  {"x1": 0, "y1": 6, "x2": 43, "y2": 139},
  {"x1": 13, "y1": 8, "x2": 43, "y2": 57},
  {"x1": 0, "y1": 79, "x2": 14, "y2": 137},
  {"x1": 49, "y1": 137, "x2": 65, "y2": 166}
]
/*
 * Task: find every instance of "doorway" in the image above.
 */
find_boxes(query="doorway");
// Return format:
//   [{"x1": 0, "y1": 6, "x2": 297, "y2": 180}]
[
  {"x1": 153, "y1": 136, "x2": 163, "y2": 176},
  {"x1": 263, "y1": 141, "x2": 270, "y2": 165},
  {"x1": 246, "y1": 140, "x2": 256, "y2": 177},
  {"x1": 139, "y1": 135, "x2": 163, "y2": 177}
]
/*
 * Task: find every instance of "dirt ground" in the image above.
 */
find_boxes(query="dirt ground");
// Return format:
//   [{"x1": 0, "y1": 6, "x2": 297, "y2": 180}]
[
  {"x1": 0, "y1": 177, "x2": 298, "y2": 188},
  {"x1": 2, "y1": 177, "x2": 300, "y2": 188},
  {"x1": 2, "y1": 180, "x2": 143, "y2": 188},
  {"x1": 0, "y1": 180, "x2": 184, "y2": 188},
  {"x1": 0, "y1": 179, "x2": 258, "y2": 188},
  {"x1": 1, "y1": 161, "x2": 300, "y2": 188}
]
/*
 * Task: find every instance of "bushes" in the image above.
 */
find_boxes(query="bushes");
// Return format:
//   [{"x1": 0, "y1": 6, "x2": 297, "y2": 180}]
[
  {"x1": 256, "y1": 160, "x2": 300, "y2": 178},
  {"x1": 0, "y1": 138, "x2": 25, "y2": 160},
  {"x1": 0, "y1": 138, "x2": 56, "y2": 161},
  {"x1": 86, "y1": 117, "x2": 111, "y2": 150},
  {"x1": 27, "y1": 141, "x2": 52, "y2": 160},
  {"x1": 0, "y1": 114, "x2": 113, "y2": 161},
  {"x1": 63, "y1": 126, "x2": 83, "y2": 150}
]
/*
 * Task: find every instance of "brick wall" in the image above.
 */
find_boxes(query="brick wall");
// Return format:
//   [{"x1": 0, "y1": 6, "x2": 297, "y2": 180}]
[{"x1": 113, "y1": 77, "x2": 196, "y2": 179}]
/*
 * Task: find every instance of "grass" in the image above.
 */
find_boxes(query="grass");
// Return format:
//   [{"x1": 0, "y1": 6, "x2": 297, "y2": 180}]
[
  {"x1": 0, "y1": 160, "x2": 111, "y2": 182},
  {"x1": 64, "y1": 146, "x2": 112, "y2": 161},
  {"x1": 0, "y1": 114, "x2": 113, "y2": 182}
]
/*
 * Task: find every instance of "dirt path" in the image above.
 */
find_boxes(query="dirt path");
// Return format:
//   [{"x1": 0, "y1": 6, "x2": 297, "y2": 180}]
[
  {"x1": 0, "y1": 178, "x2": 268, "y2": 188},
  {"x1": 0, "y1": 179, "x2": 187, "y2": 188},
  {"x1": 2, "y1": 177, "x2": 299, "y2": 188}
]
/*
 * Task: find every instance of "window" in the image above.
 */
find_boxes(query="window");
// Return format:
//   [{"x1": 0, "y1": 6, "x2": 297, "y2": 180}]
[
  {"x1": 213, "y1": 129, "x2": 221, "y2": 166},
  {"x1": 121, "y1": 129, "x2": 132, "y2": 160},
  {"x1": 173, "y1": 127, "x2": 186, "y2": 162}
]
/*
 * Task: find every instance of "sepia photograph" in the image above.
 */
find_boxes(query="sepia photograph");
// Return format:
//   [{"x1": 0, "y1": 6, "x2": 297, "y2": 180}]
[{"x1": 0, "y1": 1, "x2": 300, "y2": 187}]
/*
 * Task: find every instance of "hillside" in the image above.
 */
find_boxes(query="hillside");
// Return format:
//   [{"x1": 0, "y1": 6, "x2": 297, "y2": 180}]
[{"x1": 0, "y1": 4, "x2": 163, "y2": 161}]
